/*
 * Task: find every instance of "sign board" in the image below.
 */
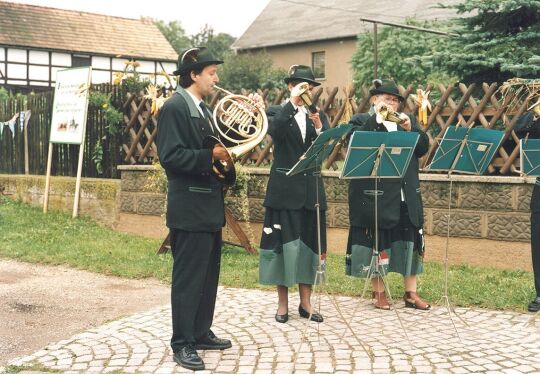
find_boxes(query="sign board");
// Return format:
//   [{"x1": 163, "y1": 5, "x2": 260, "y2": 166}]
[{"x1": 49, "y1": 67, "x2": 91, "y2": 144}]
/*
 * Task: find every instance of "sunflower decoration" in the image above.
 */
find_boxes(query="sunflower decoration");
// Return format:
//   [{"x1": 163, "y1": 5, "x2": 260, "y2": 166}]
[
  {"x1": 410, "y1": 89, "x2": 431, "y2": 126},
  {"x1": 112, "y1": 72, "x2": 126, "y2": 86}
]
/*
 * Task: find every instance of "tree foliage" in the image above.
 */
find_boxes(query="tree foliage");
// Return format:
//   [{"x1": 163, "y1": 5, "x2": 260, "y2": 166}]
[
  {"x1": 218, "y1": 52, "x2": 287, "y2": 92},
  {"x1": 190, "y1": 25, "x2": 236, "y2": 60},
  {"x1": 350, "y1": 19, "x2": 457, "y2": 90},
  {"x1": 434, "y1": 0, "x2": 540, "y2": 83},
  {"x1": 154, "y1": 21, "x2": 235, "y2": 60},
  {"x1": 154, "y1": 20, "x2": 190, "y2": 54}
]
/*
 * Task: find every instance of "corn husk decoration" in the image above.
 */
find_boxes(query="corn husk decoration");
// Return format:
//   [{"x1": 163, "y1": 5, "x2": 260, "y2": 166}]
[
  {"x1": 497, "y1": 78, "x2": 540, "y2": 115},
  {"x1": 144, "y1": 84, "x2": 170, "y2": 116},
  {"x1": 338, "y1": 85, "x2": 355, "y2": 125},
  {"x1": 410, "y1": 89, "x2": 431, "y2": 126}
]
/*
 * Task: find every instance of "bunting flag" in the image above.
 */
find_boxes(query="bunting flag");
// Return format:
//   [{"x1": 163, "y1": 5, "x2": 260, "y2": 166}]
[{"x1": 0, "y1": 112, "x2": 20, "y2": 139}]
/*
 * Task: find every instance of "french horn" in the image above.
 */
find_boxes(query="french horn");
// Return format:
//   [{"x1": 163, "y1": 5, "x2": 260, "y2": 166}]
[{"x1": 202, "y1": 85, "x2": 268, "y2": 185}]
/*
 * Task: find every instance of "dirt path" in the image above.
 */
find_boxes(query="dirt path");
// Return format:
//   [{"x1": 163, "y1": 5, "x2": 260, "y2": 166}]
[
  {"x1": 0, "y1": 259, "x2": 169, "y2": 366},
  {"x1": 116, "y1": 213, "x2": 533, "y2": 271}
]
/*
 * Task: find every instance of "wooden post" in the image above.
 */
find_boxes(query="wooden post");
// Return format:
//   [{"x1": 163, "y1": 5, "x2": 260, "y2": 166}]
[
  {"x1": 72, "y1": 141, "x2": 85, "y2": 218},
  {"x1": 23, "y1": 111, "x2": 30, "y2": 175},
  {"x1": 43, "y1": 142, "x2": 53, "y2": 213}
]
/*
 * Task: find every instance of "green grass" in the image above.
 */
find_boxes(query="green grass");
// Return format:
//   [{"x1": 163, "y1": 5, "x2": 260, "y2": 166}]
[{"x1": 0, "y1": 197, "x2": 535, "y2": 311}]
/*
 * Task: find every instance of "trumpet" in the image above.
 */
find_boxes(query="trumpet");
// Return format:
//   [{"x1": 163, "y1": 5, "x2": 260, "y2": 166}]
[
  {"x1": 202, "y1": 85, "x2": 268, "y2": 185},
  {"x1": 375, "y1": 103, "x2": 406, "y2": 125}
]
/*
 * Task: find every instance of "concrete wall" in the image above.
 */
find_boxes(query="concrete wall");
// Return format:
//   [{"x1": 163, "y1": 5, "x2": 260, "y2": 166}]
[
  {"x1": 118, "y1": 166, "x2": 536, "y2": 242},
  {"x1": 0, "y1": 174, "x2": 120, "y2": 227}
]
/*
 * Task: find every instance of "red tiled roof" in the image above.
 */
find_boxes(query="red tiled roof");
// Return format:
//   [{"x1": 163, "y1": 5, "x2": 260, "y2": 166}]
[{"x1": 0, "y1": 1, "x2": 177, "y2": 61}]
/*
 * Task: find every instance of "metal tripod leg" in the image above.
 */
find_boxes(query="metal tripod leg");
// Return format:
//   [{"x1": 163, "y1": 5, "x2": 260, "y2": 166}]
[
  {"x1": 342, "y1": 248, "x2": 411, "y2": 346},
  {"x1": 437, "y1": 176, "x2": 469, "y2": 343}
]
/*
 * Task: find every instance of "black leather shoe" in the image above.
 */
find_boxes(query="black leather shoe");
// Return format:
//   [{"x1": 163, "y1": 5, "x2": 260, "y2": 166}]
[
  {"x1": 528, "y1": 296, "x2": 540, "y2": 312},
  {"x1": 298, "y1": 305, "x2": 324, "y2": 323},
  {"x1": 173, "y1": 345, "x2": 204, "y2": 371},
  {"x1": 194, "y1": 330, "x2": 232, "y2": 350},
  {"x1": 275, "y1": 313, "x2": 288, "y2": 323}
]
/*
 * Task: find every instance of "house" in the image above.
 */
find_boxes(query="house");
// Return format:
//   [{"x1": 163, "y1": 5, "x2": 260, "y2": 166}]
[
  {"x1": 0, "y1": 1, "x2": 177, "y2": 92},
  {"x1": 233, "y1": 0, "x2": 460, "y2": 90}
]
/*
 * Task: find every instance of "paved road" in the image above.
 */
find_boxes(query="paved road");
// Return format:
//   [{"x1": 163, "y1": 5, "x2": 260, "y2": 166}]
[{"x1": 4, "y1": 287, "x2": 540, "y2": 373}]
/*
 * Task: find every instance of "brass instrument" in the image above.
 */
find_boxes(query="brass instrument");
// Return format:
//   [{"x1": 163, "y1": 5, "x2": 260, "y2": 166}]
[
  {"x1": 203, "y1": 85, "x2": 268, "y2": 185},
  {"x1": 375, "y1": 103, "x2": 406, "y2": 125},
  {"x1": 295, "y1": 82, "x2": 318, "y2": 113}
]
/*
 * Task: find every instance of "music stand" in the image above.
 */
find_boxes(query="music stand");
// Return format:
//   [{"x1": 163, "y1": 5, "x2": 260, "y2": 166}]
[
  {"x1": 520, "y1": 138, "x2": 540, "y2": 177},
  {"x1": 340, "y1": 130, "x2": 420, "y2": 344},
  {"x1": 286, "y1": 125, "x2": 373, "y2": 359},
  {"x1": 426, "y1": 125, "x2": 505, "y2": 339}
]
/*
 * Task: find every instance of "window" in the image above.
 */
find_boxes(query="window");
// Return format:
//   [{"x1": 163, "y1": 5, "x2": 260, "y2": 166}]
[
  {"x1": 312, "y1": 51, "x2": 325, "y2": 80},
  {"x1": 72, "y1": 54, "x2": 91, "y2": 67}
]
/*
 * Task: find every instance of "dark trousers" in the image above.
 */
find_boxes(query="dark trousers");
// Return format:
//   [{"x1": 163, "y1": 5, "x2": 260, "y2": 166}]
[
  {"x1": 170, "y1": 229, "x2": 222, "y2": 352},
  {"x1": 532, "y1": 212, "x2": 540, "y2": 297}
]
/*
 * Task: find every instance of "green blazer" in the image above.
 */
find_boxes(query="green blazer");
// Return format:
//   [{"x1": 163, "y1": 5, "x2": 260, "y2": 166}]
[
  {"x1": 263, "y1": 101, "x2": 329, "y2": 210},
  {"x1": 347, "y1": 112, "x2": 429, "y2": 229},
  {"x1": 156, "y1": 86, "x2": 225, "y2": 232}
]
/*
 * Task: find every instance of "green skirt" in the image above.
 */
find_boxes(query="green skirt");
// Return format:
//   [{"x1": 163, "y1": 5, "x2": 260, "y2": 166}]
[
  {"x1": 346, "y1": 203, "x2": 424, "y2": 278},
  {"x1": 259, "y1": 207, "x2": 326, "y2": 287}
]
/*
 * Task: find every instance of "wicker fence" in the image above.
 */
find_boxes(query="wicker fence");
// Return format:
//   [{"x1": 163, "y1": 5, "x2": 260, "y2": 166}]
[
  {"x1": 1, "y1": 82, "x2": 532, "y2": 178},
  {"x1": 122, "y1": 82, "x2": 531, "y2": 175}
]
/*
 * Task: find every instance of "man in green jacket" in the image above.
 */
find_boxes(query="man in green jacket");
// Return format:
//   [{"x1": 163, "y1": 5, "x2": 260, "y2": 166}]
[{"x1": 156, "y1": 47, "x2": 232, "y2": 371}]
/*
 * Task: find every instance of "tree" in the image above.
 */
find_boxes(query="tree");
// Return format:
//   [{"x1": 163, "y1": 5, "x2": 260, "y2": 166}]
[
  {"x1": 434, "y1": 0, "x2": 540, "y2": 83},
  {"x1": 154, "y1": 20, "x2": 190, "y2": 55},
  {"x1": 218, "y1": 52, "x2": 287, "y2": 92},
  {"x1": 190, "y1": 25, "x2": 236, "y2": 60},
  {"x1": 350, "y1": 19, "x2": 457, "y2": 90}
]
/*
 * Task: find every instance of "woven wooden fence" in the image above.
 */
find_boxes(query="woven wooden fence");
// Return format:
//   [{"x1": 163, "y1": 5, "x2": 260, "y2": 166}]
[
  {"x1": 0, "y1": 84, "x2": 124, "y2": 178},
  {"x1": 122, "y1": 82, "x2": 532, "y2": 175}
]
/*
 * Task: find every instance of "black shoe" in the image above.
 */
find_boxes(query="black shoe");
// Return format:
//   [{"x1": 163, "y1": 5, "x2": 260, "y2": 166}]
[
  {"x1": 194, "y1": 330, "x2": 232, "y2": 350},
  {"x1": 298, "y1": 305, "x2": 324, "y2": 323},
  {"x1": 275, "y1": 313, "x2": 288, "y2": 323},
  {"x1": 173, "y1": 345, "x2": 204, "y2": 371},
  {"x1": 528, "y1": 296, "x2": 540, "y2": 312}
]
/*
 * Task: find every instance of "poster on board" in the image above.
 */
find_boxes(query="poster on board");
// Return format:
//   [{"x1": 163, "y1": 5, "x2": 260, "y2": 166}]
[{"x1": 49, "y1": 67, "x2": 92, "y2": 144}]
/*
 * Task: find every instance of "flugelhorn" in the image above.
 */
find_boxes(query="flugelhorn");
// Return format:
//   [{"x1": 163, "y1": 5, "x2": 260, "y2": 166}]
[
  {"x1": 294, "y1": 82, "x2": 318, "y2": 113},
  {"x1": 375, "y1": 103, "x2": 406, "y2": 125},
  {"x1": 202, "y1": 85, "x2": 268, "y2": 185}
]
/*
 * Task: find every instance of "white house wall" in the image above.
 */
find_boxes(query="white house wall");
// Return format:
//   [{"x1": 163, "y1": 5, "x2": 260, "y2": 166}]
[{"x1": 0, "y1": 46, "x2": 176, "y2": 89}]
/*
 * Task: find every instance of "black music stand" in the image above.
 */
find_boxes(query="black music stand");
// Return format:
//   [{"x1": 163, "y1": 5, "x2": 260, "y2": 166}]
[
  {"x1": 340, "y1": 130, "x2": 419, "y2": 344},
  {"x1": 287, "y1": 125, "x2": 372, "y2": 359},
  {"x1": 426, "y1": 125, "x2": 505, "y2": 339}
]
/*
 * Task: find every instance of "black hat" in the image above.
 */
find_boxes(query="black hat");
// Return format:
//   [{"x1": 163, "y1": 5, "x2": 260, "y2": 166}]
[
  {"x1": 172, "y1": 47, "x2": 223, "y2": 76},
  {"x1": 369, "y1": 79, "x2": 404, "y2": 102},
  {"x1": 284, "y1": 65, "x2": 321, "y2": 86}
]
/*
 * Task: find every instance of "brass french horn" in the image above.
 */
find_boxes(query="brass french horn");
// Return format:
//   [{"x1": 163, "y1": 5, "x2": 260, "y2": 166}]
[{"x1": 202, "y1": 85, "x2": 268, "y2": 185}]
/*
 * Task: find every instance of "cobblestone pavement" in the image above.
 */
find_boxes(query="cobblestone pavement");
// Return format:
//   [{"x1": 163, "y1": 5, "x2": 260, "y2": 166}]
[{"x1": 4, "y1": 287, "x2": 540, "y2": 373}]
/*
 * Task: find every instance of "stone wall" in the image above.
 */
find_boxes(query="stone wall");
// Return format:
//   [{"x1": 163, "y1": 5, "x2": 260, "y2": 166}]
[
  {"x1": 117, "y1": 166, "x2": 536, "y2": 242},
  {"x1": 0, "y1": 174, "x2": 120, "y2": 227}
]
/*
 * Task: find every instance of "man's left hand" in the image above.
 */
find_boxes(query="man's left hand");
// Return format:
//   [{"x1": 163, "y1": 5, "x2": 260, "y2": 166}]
[{"x1": 308, "y1": 111, "x2": 323, "y2": 129}]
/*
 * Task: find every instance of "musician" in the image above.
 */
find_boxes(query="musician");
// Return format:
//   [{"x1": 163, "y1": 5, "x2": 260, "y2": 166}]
[
  {"x1": 514, "y1": 99, "x2": 540, "y2": 312},
  {"x1": 156, "y1": 47, "x2": 232, "y2": 371},
  {"x1": 259, "y1": 65, "x2": 329, "y2": 323},
  {"x1": 346, "y1": 79, "x2": 431, "y2": 310}
]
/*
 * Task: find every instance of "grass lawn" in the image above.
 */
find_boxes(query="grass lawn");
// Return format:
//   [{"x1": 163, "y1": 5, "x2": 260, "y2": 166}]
[{"x1": 0, "y1": 197, "x2": 535, "y2": 311}]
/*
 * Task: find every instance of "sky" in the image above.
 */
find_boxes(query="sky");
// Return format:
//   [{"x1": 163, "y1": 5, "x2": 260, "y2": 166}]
[{"x1": 6, "y1": 0, "x2": 272, "y2": 37}]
